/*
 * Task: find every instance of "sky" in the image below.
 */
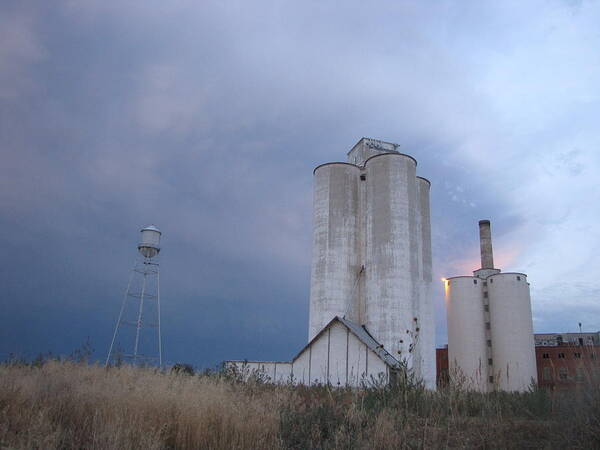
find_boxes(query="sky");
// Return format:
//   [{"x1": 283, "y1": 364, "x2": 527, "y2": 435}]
[{"x1": 1, "y1": 0, "x2": 599, "y2": 368}]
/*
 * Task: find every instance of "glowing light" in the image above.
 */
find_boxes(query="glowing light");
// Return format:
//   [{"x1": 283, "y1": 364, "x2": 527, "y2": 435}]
[{"x1": 441, "y1": 277, "x2": 447, "y2": 282}]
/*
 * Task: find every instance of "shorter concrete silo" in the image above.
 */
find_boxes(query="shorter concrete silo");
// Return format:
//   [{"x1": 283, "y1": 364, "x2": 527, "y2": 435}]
[
  {"x1": 488, "y1": 272, "x2": 537, "y2": 391},
  {"x1": 446, "y1": 276, "x2": 489, "y2": 391},
  {"x1": 445, "y1": 220, "x2": 537, "y2": 392}
]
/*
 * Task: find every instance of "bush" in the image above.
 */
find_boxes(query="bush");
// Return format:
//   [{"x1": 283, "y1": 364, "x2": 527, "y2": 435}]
[{"x1": 0, "y1": 361, "x2": 598, "y2": 449}]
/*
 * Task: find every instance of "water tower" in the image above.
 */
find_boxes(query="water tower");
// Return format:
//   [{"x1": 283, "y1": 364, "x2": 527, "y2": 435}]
[{"x1": 106, "y1": 225, "x2": 163, "y2": 366}]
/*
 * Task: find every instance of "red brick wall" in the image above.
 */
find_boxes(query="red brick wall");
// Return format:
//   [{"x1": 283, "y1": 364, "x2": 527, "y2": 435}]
[
  {"x1": 436, "y1": 347, "x2": 449, "y2": 387},
  {"x1": 436, "y1": 345, "x2": 600, "y2": 390},
  {"x1": 535, "y1": 344, "x2": 599, "y2": 391}
]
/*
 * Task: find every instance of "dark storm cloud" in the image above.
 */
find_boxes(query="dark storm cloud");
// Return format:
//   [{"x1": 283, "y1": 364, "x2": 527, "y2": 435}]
[{"x1": 1, "y1": 0, "x2": 600, "y2": 365}]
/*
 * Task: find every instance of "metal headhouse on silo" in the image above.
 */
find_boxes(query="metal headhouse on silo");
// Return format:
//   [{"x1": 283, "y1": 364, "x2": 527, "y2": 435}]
[{"x1": 106, "y1": 225, "x2": 163, "y2": 366}]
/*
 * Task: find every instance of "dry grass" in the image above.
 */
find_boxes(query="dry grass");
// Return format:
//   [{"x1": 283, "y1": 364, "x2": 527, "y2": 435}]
[{"x1": 1, "y1": 361, "x2": 599, "y2": 449}]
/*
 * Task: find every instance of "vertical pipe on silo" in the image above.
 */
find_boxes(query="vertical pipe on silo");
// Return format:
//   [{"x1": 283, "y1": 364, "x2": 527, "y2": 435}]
[
  {"x1": 416, "y1": 176, "x2": 435, "y2": 388},
  {"x1": 356, "y1": 169, "x2": 368, "y2": 325},
  {"x1": 446, "y1": 277, "x2": 488, "y2": 392},
  {"x1": 309, "y1": 163, "x2": 361, "y2": 341},
  {"x1": 364, "y1": 153, "x2": 418, "y2": 366},
  {"x1": 487, "y1": 273, "x2": 537, "y2": 391}
]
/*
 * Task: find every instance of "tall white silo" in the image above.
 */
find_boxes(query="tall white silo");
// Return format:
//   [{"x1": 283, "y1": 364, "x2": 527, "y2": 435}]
[
  {"x1": 415, "y1": 176, "x2": 435, "y2": 388},
  {"x1": 488, "y1": 273, "x2": 537, "y2": 391},
  {"x1": 106, "y1": 225, "x2": 163, "y2": 366},
  {"x1": 364, "y1": 152, "x2": 419, "y2": 365},
  {"x1": 309, "y1": 163, "x2": 361, "y2": 340},
  {"x1": 308, "y1": 138, "x2": 434, "y2": 386}
]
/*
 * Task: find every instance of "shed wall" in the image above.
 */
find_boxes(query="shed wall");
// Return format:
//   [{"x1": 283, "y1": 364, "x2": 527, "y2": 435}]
[
  {"x1": 328, "y1": 322, "x2": 349, "y2": 385},
  {"x1": 230, "y1": 321, "x2": 393, "y2": 387}
]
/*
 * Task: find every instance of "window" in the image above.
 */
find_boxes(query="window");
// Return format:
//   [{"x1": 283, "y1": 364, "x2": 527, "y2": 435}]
[
  {"x1": 558, "y1": 353, "x2": 565, "y2": 359},
  {"x1": 591, "y1": 353, "x2": 596, "y2": 359},
  {"x1": 483, "y1": 282, "x2": 487, "y2": 287},
  {"x1": 489, "y1": 376, "x2": 494, "y2": 383},
  {"x1": 517, "y1": 275, "x2": 521, "y2": 281},
  {"x1": 574, "y1": 352, "x2": 581, "y2": 359},
  {"x1": 576, "y1": 368, "x2": 584, "y2": 382},
  {"x1": 484, "y1": 305, "x2": 489, "y2": 312},
  {"x1": 483, "y1": 292, "x2": 488, "y2": 298},
  {"x1": 543, "y1": 367, "x2": 552, "y2": 381},
  {"x1": 360, "y1": 174, "x2": 366, "y2": 181},
  {"x1": 542, "y1": 353, "x2": 550, "y2": 359},
  {"x1": 485, "y1": 322, "x2": 491, "y2": 330},
  {"x1": 487, "y1": 340, "x2": 492, "y2": 347},
  {"x1": 488, "y1": 358, "x2": 493, "y2": 366},
  {"x1": 578, "y1": 338, "x2": 584, "y2": 346},
  {"x1": 473, "y1": 279, "x2": 478, "y2": 285},
  {"x1": 490, "y1": 279, "x2": 493, "y2": 283},
  {"x1": 559, "y1": 368, "x2": 568, "y2": 380}
]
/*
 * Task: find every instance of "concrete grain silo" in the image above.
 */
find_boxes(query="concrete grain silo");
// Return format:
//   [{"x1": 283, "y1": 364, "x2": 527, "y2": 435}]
[
  {"x1": 364, "y1": 153, "x2": 419, "y2": 362},
  {"x1": 308, "y1": 138, "x2": 435, "y2": 387},
  {"x1": 227, "y1": 137, "x2": 434, "y2": 388},
  {"x1": 445, "y1": 220, "x2": 537, "y2": 392},
  {"x1": 445, "y1": 276, "x2": 489, "y2": 391},
  {"x1": 309, "y1": 163, "x2": 362, "y2": 339},
  {"x1": 415, "y1": 177, "x2": 434, "y2": 384},
  {"x1": 487, "y1": 272, "x2": 537, "y2": 391}
]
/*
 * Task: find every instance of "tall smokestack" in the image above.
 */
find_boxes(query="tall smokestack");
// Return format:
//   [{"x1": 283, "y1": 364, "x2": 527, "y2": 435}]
[{"x1": 478, "y1": 220, "x2": 494, "y2": 269}]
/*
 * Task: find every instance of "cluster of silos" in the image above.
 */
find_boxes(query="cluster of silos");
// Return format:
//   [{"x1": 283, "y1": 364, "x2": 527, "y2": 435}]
[
  {"x1": 445, "y1": 220, "x2": 537, "y2": 392},
  {"x1": 309, "y1": 138, "x2": 435, "y2": 387}
]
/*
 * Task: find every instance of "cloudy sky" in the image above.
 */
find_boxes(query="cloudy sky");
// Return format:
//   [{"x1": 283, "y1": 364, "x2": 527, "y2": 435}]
[{"x1": 1, "y1": 0, "x2": 599, "y2": 368}]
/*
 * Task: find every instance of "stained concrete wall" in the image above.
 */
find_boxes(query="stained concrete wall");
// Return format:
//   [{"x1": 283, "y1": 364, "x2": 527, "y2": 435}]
[
  {"x1": 416, "y1": 177, "x2": 435, "y2": 388},
  {"x1": 364, "y1": 153, "x2": 419, "y2": 365},
  {"x1": 309, "y1": 163, "x2": 361, "y2": 340}
]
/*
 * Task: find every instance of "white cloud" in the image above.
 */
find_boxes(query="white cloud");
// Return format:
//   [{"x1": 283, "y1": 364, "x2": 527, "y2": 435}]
[{"x1": 0, "y1": 5, "x2": 44, "y2": 99}]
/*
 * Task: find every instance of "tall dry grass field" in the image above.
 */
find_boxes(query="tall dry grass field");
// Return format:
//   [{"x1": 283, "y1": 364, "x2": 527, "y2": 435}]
[{"x1": 1, "y1": 361, "x2": 599, "y2": 449}]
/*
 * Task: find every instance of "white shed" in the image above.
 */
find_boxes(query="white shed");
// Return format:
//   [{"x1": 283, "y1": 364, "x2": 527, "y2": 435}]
[{"x1": 225, "y1": 316, "x2": 402, "y2": 387}]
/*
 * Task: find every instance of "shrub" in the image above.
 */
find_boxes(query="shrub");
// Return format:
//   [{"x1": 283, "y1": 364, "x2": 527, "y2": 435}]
[{"x1": 0, "y1": 361, "x2": 598, "y2": 449}]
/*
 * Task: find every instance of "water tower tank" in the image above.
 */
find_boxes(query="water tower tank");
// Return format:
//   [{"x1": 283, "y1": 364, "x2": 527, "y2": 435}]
[{"x1": 138, "y1": 225, "x2": 161, "y2": 258}]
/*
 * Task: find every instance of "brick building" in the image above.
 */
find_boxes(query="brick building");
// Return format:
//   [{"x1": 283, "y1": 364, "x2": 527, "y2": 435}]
[
  {"x1": 437, "y1": 332, "x2": 600, "y2": 390},
  {"x1": 534, "y1": 332, "x2": 600, "y2": 390}
]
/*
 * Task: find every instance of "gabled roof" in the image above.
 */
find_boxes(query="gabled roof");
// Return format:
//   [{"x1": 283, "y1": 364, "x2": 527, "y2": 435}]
[{"x1": 293, "y1": 316, "x2": 402, "y2": 369}]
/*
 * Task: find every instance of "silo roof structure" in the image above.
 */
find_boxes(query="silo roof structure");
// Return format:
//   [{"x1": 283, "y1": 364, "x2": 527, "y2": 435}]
[{"x1": 141, "y1": 225, "x2": 161, "y2": 233}]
